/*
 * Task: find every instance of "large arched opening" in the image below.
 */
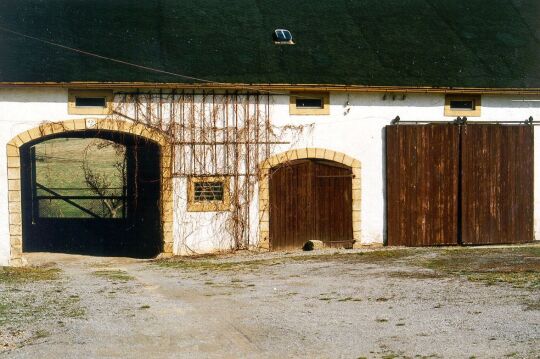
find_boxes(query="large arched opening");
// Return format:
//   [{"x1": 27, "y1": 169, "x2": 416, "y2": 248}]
[{"x1": 6, "y1": 119, "x2": 173, "y2": 264}]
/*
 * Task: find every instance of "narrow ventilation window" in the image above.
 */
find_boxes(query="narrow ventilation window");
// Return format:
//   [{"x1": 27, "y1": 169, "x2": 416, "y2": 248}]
[
  {"x1": 290, "y1": 92, "x2": 330, "y2": 115},
  {"x1": 273, "y1": 29, "x2": 294, "y2": 44},
  {"x1": 68, "y1": 90, "x2": 113, "y2": 115},
  {"x1": 449, "y1": 100, "x2": 475, "y2": 110},
  {"x1": 296, "y1": 98, "x2": 323, "y2": 109},
  {"x1": 444, "y1": 94, "x2": 481, "y2": 117},
  {"x1": 75, "y1": 97, "x2": 107, "y2": 108}
]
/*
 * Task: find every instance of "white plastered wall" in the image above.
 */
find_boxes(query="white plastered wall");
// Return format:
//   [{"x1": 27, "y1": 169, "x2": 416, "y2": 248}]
[
  {"x1": 0, "y1": 88, "x2": 91, "y2": 265},
  {"x1": 1, "y1": 88, "x2": 539, "y2": 263}
]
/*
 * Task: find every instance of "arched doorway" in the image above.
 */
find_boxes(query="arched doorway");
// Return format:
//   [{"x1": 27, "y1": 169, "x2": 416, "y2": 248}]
[
  {"x1": 6, "y1": 119, "x2": 173, "y2": 264},
  {"x1": 258, "y1": 148, "x2": 362, "y2": 249},
  {"x1": 20, "y1": 131, "x2": 161, "y2": 257},
  {"x1": 269, "y1": 159, "x2": 353, "y2": 250}
]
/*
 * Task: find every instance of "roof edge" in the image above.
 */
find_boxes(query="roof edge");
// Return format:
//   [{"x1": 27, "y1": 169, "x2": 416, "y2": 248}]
[{"x1": 1, "y1": 82, "x2": 540, "y2": 95}]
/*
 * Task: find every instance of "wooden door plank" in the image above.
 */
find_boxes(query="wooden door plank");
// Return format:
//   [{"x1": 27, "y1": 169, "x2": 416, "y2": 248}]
[
  {"x1": 386, "y1": 124, "x2": 459, "y2": 246},
  {"x1": 460, "y1": 124, "x2": 533, "y2": 244}
]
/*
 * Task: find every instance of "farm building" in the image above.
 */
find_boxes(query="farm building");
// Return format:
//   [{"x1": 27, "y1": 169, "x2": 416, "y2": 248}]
[{"x1": 0, "y1": 0, "x2": 539, "y2": 265}]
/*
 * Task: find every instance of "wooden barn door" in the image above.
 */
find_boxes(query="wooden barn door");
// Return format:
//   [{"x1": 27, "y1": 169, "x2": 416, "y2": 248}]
[
  {"x1": 386, "y1": 124, "x2": 460, "y2": 246},
  {"x1": 386, "y1": 123, "x2": 534, "y2": 246},
  {"x1": 269, "y1": 159, "x2": 352, "y2": 250},
  {"x1": 460, "y1": 124, "x2": 534, "y2": 244},
  {"x1": 313, "y1": 161, "x2": 353, "y2": 247}
]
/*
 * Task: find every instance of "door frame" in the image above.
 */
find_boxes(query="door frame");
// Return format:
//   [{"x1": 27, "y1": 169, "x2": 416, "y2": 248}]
[
  {"x1": 6, "y1": 118, "x2": 173, "y2": 265},
  {"x1": 258, "y1": 148, "x2": 361, "y2": 250}
]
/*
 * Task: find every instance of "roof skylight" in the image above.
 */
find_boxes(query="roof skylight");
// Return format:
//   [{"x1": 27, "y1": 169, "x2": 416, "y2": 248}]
[{"x1": 273, "y1": 29, "x2": 294, "y2": 44}]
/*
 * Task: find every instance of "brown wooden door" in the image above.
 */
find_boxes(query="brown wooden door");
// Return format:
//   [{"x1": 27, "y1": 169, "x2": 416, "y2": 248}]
[
  {"x1": 269, "y1": 159, "x2": 353, "y2": 250},
  {"x1": 460, "y1": 124, "x2": 534, "y2": 244},
  {"x1": 313, "y1": 161, "x2": 353, "y2": 247},
  {"x1": 386, "y1": 124, "x2": 460, "y2": 246}
]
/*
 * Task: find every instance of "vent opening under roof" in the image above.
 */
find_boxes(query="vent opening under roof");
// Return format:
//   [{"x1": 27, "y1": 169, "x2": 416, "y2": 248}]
[{"x1": 273, "y1": 29, "x2": 294, "y2": 45}]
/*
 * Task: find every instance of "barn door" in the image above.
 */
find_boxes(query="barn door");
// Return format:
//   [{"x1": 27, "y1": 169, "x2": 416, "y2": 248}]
[
  {"x1": 313, "y1": 160, "x2": 353, "y2": 248},
  {"x1": 386, "y1": 124, "x2": 460, "y2": 246},
  {"x1": 460, "y1": 124, "x2": 534, "y2": 244},
  {"x1": 269, "y1": 160, "x2": 313, "y2": 250},
  {"x1": 269, "y1": 159, "x2": 353, "y2": 250},
  {"x1": 386, "y1": 123, "x2": 534, "y2": 246}
]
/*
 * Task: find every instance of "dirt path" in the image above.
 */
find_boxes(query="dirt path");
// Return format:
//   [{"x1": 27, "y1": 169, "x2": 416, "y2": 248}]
[
  {"x1": 1, "y1": 248, "x2": 539, "y2": 358},
  {"x1": 5, "y1": 255, "x2": 266, "y2": 358}
]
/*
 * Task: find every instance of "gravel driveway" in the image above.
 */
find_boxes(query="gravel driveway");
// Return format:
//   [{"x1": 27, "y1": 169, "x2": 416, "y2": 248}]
[{"x1": 1, "y1": 246, "x2": 539, "y2": 358}]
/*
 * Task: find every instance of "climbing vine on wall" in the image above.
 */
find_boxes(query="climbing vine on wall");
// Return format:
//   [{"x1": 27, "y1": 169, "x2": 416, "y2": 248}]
[{"x1": 106, "y1": 90, "x2": 308, "y2": 252}]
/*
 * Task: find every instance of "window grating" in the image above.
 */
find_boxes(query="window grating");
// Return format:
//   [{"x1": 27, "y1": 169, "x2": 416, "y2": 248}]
[{"x1": 194, "y1": 181, "x2": 224, "y2": 201}]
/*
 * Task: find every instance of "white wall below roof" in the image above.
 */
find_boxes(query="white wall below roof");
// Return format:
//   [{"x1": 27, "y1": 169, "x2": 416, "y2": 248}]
[{"x1": 0, "y1": 88, "x2": 539, "y2": 264}]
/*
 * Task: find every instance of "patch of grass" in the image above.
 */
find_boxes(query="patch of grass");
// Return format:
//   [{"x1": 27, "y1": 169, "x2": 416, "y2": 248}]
[
  {"x1": 523, "y1": 301, "x2": 540, "y2": 311},
  {"x1": 466, "y1": 272, "x2": 538, "y2": 288},
  {"x1": 420, "y1": 247, "x2": 540, "y2": 289},
  {"x1": 65, "y1": 307, "x2": 86, "y2": 318},
  {"x1": 154, "y1": 258, "x2": 276, "y2": 271},
  {"x1": 140, "y1": 305, "x2": 150, "y2": 309},
  {"x1": 0, "y1": 290, "x2": 86, "y2": 326},
  {"x1": 336, "y1": 296, "x2": 362, "y2": 302},
  {"x1": 33, "y1": 329, "x2": 50, "y2": 339},
  {"x1": 376, "y1": 318, "x2": 388, "y2": 323},
  {"x1": 289, "y1": 249, "x2": 416, "y2": 264},
  {"x1": 0, "y1": 302, "x2": 9, "y2": 323},
  {"x1": 155, "y1": 248, "x2": 417, "y2": 272},
  {"x1": 388, "y1": 271, "x2": 443, "y2": 280},
  {"x1": 92, "y1": 270, "x2": 134, "y2": 282},
  {"x1": 0, "y1": 266, "x2": 60, "y2": 284}
]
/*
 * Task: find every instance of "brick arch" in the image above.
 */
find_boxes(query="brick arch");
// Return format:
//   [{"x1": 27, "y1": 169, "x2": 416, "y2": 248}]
[
  {"x1": 6, "y1": 119, "x2": 173, "y2": 265},
  {"x1": 257, "y1": 148, "x2": 361, "y2": 250}
]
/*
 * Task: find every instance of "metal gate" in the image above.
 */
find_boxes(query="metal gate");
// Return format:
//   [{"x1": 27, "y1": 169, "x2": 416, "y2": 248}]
[{"x1": 386, "y1": 123, "x2": 534, "y2": 246}]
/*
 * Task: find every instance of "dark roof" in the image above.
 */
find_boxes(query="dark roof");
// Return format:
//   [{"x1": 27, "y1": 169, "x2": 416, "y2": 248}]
[{"x1": 0, "y1": 0, "x2": 539, "y2": 88}]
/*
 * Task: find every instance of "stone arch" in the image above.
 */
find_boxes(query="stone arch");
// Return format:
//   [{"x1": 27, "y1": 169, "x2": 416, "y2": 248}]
[
  {"x1": 6, "y1": 118, "x2": 173, "y2": 265},
  {"x1": 257, "y1": 148, "x2": 361, "y2": 250}
]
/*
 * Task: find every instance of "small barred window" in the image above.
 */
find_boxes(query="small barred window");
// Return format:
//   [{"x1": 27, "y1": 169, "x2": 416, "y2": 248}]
[
  {"x1": 194, "y1": 181, "x2": 224, "y2": 202},
  {"x1": 188, "y1": 176, "x2": 230, "y2": 212}
]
